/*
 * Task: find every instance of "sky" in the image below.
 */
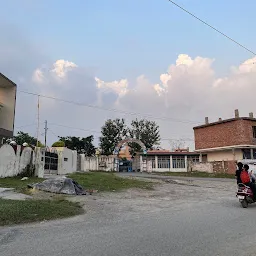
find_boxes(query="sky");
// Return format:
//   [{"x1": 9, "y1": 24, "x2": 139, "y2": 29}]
[{"x1": 1, "y1": 0, "x2": 256, "y2": 150}]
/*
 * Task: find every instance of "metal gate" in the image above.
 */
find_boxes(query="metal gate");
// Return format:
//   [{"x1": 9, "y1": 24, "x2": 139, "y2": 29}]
[{"x1": 44, "y1": 150, "x2": 58, "y2": 174}]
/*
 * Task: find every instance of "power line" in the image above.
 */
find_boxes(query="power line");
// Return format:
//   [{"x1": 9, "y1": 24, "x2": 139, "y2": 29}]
[
  {"x1": 18, "y1": 90, "x2": 201, "y2": 125},
  {"x1": 15, "y1": 123, "x2": 39, "y2": 129},
  {"x1": 48, "y1": 123, "x2": 102, "y2": 135},
  {"x1": 168, "y1": 0, "x2": 256, "y2": 56},
  {"x1": 48, "y1": 122, "x2": 194, "y2": 142}
]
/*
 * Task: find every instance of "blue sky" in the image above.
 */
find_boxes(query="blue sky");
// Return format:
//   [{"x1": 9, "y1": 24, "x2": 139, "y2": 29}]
[
  {"x1": 1, "y1": 0, "x2": 256, "y2": 148},
  {"x1": 2, "y1": 0, "x2": 256, "y2": 81}
]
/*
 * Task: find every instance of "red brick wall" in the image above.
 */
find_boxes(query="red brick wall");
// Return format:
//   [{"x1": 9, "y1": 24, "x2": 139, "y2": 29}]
[
  {"x1": 212, "y1": 160, "x2": 236, "y2": 174},
  {"x1": 194, "y1": 119, "x2": 256, "y2": 150}
]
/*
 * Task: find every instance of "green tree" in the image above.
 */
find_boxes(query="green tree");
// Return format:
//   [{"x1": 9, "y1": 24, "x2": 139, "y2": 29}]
[
  {"x1": 128, "y1": 119, "x2": 160, "y2": 156},
  {"x1": 59, "y1": 135, "x2": 96, "y2": 156},
  {"x1": 99, "y1": 118, "x2": 127, "y2": 155},
  {"x1": 14, "y1": 131, "x2": 43, "y2": 147},
  {"x1": 52, "y1": 141, "x2": 65, "y2": 147}
]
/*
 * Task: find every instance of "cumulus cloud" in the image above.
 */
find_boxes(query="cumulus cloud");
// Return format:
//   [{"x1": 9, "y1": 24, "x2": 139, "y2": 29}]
[
  {"x1": 95, "y1": 77, "x2": 128, "y2": 96},
  {"x1": 89, "y1": 54, "x2": 256, "y2": 149},
  {"x1": 51, "y1": 59, "x2": 77, "y2": 78},
  {"x1": 2, "y1": 27, "x2": 256, "y2": 150}
]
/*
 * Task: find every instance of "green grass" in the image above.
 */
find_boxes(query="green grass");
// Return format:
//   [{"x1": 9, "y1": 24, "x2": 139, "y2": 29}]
[
  {"x1": 0, "y1": 198, "x2": 84, "y2": 226},
  {"x1": 153, "y1": 171, "x2": 235, "y2": 179},
  {"x1": 0, "y1": 177, "x2": 44, "y2": 193},
  {"x1": 68, "y1": 172, "x2": 154, "y2": 192}
]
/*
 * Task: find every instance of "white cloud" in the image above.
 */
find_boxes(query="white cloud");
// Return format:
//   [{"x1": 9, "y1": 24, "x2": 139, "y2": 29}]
[
  {"x1": 51, "y1": 59, "x2": 77, "y2": 78},
  {"x1": 95, "y1": 77, "x2": 128, "y2": 96},
  {"x1": 4, "y1": 34, "x2": 256, "y2": 150},
  {"x1": 32, "y1": 68, "x2": 45, "y2": 83}
]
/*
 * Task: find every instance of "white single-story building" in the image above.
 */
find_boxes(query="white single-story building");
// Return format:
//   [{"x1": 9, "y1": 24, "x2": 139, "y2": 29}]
[{"x1": 140, "y1": 150, "x2": 200, "y2": 172}]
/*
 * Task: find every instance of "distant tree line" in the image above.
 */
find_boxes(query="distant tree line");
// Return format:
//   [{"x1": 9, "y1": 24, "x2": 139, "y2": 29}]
[{"x1": 8, "y1": 118, "x2": 161, "y2": 157}]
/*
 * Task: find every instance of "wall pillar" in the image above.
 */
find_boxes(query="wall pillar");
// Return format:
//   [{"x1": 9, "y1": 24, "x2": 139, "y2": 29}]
[
  {"x1": 232, "y1": 148, "x2": 235, "y2": 160},
  {"x1": 199, "y1": 153, "x2": 202, "y2": 163},
  {"x1": 155, "y1": 155, "x2": 158, "y2": 171},
  {"x1": 170, "y1": 155, "x2": 173, "y2": 172},
  {"x1": 185, "y1": 155, "x2": 188, "y2": 171}
]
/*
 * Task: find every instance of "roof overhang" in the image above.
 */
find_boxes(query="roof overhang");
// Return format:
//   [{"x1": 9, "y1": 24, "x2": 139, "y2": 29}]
[
  {"x1": 0, "y1": 73, "x2": 16, "y2": 88},
  {"x1": 195, "y1": 145, "x2": 256, "y2": 153}
]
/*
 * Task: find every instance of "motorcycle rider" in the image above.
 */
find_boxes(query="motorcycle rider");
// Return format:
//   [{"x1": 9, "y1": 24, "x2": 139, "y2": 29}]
[
  {"x1": 235, "y1": 162, "x2": 243, "y2": 184},
  {"x1": 241, "y1": 164, "x2": 256, "y2": 199}
]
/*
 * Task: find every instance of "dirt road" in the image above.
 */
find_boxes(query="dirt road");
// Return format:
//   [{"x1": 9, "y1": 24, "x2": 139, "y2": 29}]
[{"x1": 1, "y1": 176, "x2": 256, "y2": 256}]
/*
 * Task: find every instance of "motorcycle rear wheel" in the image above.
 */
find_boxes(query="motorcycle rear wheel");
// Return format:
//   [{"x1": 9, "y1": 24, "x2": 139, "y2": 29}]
[{"x1": 241, "y1": 199, "x2": 248, "y2": 208}]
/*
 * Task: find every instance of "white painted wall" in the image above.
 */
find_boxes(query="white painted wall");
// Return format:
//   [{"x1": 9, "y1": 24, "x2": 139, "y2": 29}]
[
  {"x1": 0, "y1": 144, "x2": 44, "y2": 178},
  {"x1": 53, "y1": 147, "x2": 77, "y2": 175},
  {"x1": 190, "y1": 162, "x2": 213, "y2": 173},
  {"x1": 82, "y1": 156, "x2": 115, "y2": 172}
]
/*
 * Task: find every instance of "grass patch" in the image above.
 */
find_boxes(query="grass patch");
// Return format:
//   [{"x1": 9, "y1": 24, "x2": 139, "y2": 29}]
[
  {"x1": 0, "y1": 198, "x2": 84, "y2": 226},
  {"x1": 153, "y1": 171, "x2": 235, "y2": 179},
  {"x1": 68, "y1": 172, "x2": 154, "y2": 192},
  {"x1": 0, "y1": 177, "x2": 44, "y2": 193}
]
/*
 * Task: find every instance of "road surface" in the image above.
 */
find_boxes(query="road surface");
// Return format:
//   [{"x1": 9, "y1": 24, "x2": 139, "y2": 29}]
[{"x1": 1, "y1": 177, "x2": 256, "y2": 256}]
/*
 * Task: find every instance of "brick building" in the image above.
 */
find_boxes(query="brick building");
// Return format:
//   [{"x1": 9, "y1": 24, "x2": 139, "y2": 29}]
[{"x1": 193, "y1": 109, "x2": 256, "y2": 173}]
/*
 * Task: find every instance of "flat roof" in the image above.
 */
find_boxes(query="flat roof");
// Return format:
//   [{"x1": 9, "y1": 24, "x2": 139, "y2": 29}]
[
  {"x1": 193, "y1": 117, "x2": 256, "y2": 129},
  {"x1": 0, "y1": 73, "x2": 17, "y2": 88},
  {"x1": 142, "y1": 151, "x2": 200, "y2": 156},
  {"x1": 195, "y1": 144, "x2": 256, "y2": 152}
]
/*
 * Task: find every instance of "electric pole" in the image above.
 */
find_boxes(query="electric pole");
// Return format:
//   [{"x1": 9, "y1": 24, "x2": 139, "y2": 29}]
[
  {"x1": 44, "y1": 120, "x2": 48, "y2": 147},
  {"x1": 36, "y1": 95, "x2": 40, "y2": 147}
]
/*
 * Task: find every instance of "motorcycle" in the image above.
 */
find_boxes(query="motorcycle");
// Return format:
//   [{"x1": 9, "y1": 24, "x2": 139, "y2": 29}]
[{"x1": 236, "y1": 183, "x2": 255, "y2": 208}]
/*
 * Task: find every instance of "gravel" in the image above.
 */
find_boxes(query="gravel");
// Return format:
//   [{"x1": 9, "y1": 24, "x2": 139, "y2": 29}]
[{"x1": 1, "y1": 176, "x2": 256, "y2": 256}]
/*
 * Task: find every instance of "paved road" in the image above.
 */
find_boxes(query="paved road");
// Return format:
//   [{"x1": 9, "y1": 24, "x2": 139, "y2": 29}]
[{"x1": 1, "y1": 177, "x2": 256, "y2": 256}]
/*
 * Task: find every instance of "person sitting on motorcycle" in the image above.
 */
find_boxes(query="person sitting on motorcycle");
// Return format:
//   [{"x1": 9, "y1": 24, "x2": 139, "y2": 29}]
[
  {"x1": 250, "y1": 170, "x2": 256, "y2": 183},
  {"x1": 241, "y1": 164, "x2": 256, "y2": 199},
  {"x1": 235, "y1": 162, "x2": 243, "y2": 184}
]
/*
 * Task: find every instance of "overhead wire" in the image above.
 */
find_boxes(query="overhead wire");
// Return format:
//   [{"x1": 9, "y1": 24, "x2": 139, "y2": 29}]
[
  {"x1": 17, "y1": 90, "x2": 201, "y2": 125},
  {"x1": 168, "y1": 0, "x2": 256, "y2": 56}
]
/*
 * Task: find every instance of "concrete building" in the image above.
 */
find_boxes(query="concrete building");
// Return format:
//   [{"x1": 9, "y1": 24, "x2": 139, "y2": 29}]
[
  {"x1": 0, "y1": 73, "x2": 17, "y2": 144},
  {"x1": 193, "y1": 109, "x2": 256, "y2": 173},
  {"x1": 141, "y1": 149, "x2": 200, "y2": 172}
]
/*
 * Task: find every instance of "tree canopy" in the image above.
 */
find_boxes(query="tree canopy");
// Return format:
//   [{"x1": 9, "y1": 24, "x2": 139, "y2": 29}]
[
  {"x1": 59, "y1": 135, "x2": 96, "y2": 156},
  {"x1": 128, "y1": 119, "x2": 160, "y2": 156},
  {"x1": 99, "y1": 118, "x2": 127, "y2": 155},
  {"x1": 99, "y1": 118, "x2": 160, "y2": 156},
  {"x1": 12, "y1": 131, "x2": 43, "y2": 147}
]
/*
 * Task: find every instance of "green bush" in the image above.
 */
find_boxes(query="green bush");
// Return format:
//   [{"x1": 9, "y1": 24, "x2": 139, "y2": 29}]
[{"x1": 52, "y1": 141, "x2": 65, "y2": 147}]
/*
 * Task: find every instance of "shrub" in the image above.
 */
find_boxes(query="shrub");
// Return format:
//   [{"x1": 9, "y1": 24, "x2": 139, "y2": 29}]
[{"x1": 52, "y1": 141, "x2": 65, "y2": 147}]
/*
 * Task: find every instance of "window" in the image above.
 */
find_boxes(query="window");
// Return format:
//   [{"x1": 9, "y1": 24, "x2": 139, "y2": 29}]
[
  {"x1": 253, "y1": 126, "x2": 256, "y2": 138},
  {"x1": 253, "y1": 149, "x2": 256, "y2": 159},
  {"x1": 172, "y1": 156, "x2": 185, "y2": 169},
  {"x1": 187, "y1": 155, "x2": 200, "y2": 163},
  {"x1": 64, "y1": 158, "x2": 68, "y2": 162},
  {"x1": 157, "y1": 156, "x2": 170, "y2": 169},
  {"x1": 243, "y1": 149, "x2": 251, "y2": 159}
]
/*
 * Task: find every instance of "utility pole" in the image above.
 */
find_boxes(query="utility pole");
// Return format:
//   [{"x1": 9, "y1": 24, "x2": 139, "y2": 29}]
[
  {"x1": 36, "y1": 95, "x2": 40, "y2": 147},
  {"x1": 44, "y1": 120, "x2": 48, "y2": 147}
]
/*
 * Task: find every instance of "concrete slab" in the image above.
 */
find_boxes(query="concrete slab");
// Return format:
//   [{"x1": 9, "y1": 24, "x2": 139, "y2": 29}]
[{"x1": 0, "y1": 187, "x2": 32, "y2": 200}]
